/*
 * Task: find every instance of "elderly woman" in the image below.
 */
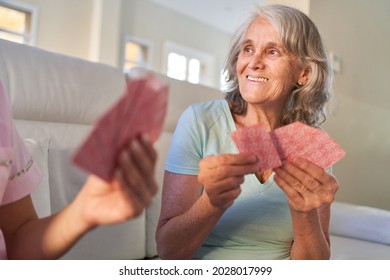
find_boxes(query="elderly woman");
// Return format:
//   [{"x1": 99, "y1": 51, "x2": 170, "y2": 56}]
[{"x1": 156, "y1": 4, "x2": 339, "y2": 260}]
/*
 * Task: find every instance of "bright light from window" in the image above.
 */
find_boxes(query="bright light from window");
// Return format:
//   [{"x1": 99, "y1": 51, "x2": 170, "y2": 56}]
[
  {"x1": 126, "y1": 42, "x2": 141, "y2": 63},
  {"x1": 0, "y1": 30, "x2": 23, "y2": 43},
  {"x1": 0, "y1": 6, "x2": 28, "y2": 33},
  {"x1": 164, "y1": 41, "x2": 216, "y2": 87},
  {"x1": 220, "y1": 69, "x2": 229, "y2": 91},
  {"x1": 122, "y1": 36, "x2": 151, "y2": 72},
  {"x1": 188, "y1": 58, "x2": 200, "y2": 84},
  {"x1": 167, "y1": 52, "x2": 187, "y2": 81},
  {"x1": 0, "y1": 3, "x2": 34, "y2": 45}
]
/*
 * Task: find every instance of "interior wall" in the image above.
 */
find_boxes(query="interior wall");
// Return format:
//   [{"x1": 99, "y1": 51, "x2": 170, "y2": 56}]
[
  {"x1": 89, "y1": 0, "x2": 122, "y2": 66},
  {"x1": 20, "y1": 0, "x2": 121, "y2": 67},
  {"x1": 119, "y1": 0, "x2": 231, "y2": 87},
  {"x1": 310, "y1": 0, "x2": 390, "y2": 210},
  {"x1": 21, "y1": 0, "x2": 94, "y2": 59},
  {"x1": 22, "y1": 0, "x2": 231, "y2": 87},
  {"x1": 266, "y1": 0, "x2": 310, "y2": 14}
]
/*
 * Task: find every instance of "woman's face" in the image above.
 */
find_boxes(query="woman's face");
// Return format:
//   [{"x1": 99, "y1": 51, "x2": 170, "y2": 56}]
[{"x1": 236, "y1": 17, "x2": 307, "y2": 108}]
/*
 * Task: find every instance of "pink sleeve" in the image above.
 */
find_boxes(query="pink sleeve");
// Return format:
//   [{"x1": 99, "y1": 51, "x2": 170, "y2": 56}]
[{"x1": 0, "y1": 82, "x2": 42, "y2": 206}]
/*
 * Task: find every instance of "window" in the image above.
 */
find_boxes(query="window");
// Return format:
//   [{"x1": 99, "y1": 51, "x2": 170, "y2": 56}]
[
  {"x1": 0, "y1": 1, "x2": 37, "y2": 45},
  {"x1": 122, "y1": 35, "x2": 152, "y2": 72},
  {"x1": 188, "y1": 58, "x2": 200, "y2": 84},
  {"x1": 167, "y1": 52, "x2": 187, "y2": 81},
  {"x1": 163, "y1": 41, "x2": 216, "y2": 87},
  {"x1": 220, "y1": 69, "x2": 229, "y2": 91},
  {"x1": 166, "y1": 52, "x2": 202, "y2": 84}
]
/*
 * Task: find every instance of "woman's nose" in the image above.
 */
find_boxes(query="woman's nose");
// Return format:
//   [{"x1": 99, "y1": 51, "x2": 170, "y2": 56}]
[{"x1": 248, "y1": 52, "x2": 265, "y2": 70}]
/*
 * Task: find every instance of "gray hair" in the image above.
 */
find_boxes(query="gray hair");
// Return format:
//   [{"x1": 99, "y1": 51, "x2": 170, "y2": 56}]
[{"x1": 224, "y1": 4, "x2": 333, "y2": 127}]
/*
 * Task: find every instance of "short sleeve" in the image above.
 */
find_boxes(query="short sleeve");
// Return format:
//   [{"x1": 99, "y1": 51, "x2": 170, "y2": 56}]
[
  {"x1": 0, "y1": 148, "x2": 13, "y2": 203},
  {"x1": 165, "y1": 105, "x2": 203, "y2": 175},
  {"x1": 0, "y1": 81, "x2": 42, "y2": 205},
  {"x1": 2, "y1": 124, "x2": 43, "y2": 205}
]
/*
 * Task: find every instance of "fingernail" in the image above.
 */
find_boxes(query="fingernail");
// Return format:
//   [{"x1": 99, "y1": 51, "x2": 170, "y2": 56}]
[
  {"x1": 131, "y1": 139, "x2": 140, "y2": 151},
  {"x1": 141, "y1": 134, "x2": 151, "y2": 143}
]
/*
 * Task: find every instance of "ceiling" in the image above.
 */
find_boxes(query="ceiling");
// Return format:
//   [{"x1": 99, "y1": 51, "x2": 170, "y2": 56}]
[{"x1": 147, "y1": 0, "x2": 266, "y2": 34}]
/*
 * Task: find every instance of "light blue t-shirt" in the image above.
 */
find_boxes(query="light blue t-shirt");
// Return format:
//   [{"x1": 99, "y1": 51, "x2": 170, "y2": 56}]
[{"x1": 165, "y1": 99, "x2": 293, "y2": 259}]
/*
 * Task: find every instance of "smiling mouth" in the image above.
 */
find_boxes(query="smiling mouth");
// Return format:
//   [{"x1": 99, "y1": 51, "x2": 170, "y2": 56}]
[{"x1": 246, "y1": 75, "x2": 269, "y2": 82}]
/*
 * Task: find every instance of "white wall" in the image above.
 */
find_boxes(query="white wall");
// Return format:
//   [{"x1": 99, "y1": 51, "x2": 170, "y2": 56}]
[
  {"x1": 119, "y1": 0, "x2": 231, "y2": 87},
  {"x1": 20, "y1": 0, "x2": 121, "y2": 67},
  {"x1": 310, "y1": 0, "x2": 390, "y2": 210},
  {"x1": 266, "y1": 0, "x2": 310, "y2": 14},
  {"x1": 20, "y1": 0, "x2": 231, "y2": 86},
  {"x1": 89, "y1": 0, "x2": 122, "y2": 66},
  {"x1": 21, "y1": 0, "x2": 94, "y2": 59}
]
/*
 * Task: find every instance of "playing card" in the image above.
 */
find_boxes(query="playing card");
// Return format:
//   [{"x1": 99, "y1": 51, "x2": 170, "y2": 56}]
[
  {"x1": 270, "y1": 122, "x2": 346, "y2": 169},
  {"x1": 73, "y1": 73, "x2": 169, "y2": 182},
  {"x1": 231, "y1": 123, "x2": 281, "y2": 170},
  {"x1": 231, "y1": 122, "x2": 345, "y2": 170}
]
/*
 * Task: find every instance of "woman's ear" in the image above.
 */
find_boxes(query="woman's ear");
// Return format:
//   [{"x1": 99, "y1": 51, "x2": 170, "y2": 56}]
[{"x1": 298, "y1": 67, "x2": 311, "y2": 86}]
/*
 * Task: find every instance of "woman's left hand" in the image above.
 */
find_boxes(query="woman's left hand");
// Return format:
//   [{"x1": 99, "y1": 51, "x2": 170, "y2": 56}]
[{"x1": 273, "y1": 156, "x2": 339, "y2": 213}]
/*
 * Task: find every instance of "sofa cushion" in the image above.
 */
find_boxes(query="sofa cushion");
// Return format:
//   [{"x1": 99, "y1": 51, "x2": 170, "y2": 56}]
[
  {"x1": 0, "y1": 39, "x2": 126, "y2": 126},
  {"x1": 331, "y1": 201, "x2": 390, "y2": 246},
  {"x1": 24, "y1": 137, "x2": 51, "y2": 218},
  {"x1": 330, "y1": 235, "x2": 390, "y2": 260}
]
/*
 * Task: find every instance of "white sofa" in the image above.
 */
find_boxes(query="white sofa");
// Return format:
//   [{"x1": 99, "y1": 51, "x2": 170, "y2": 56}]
[
  {"x1": 0, "y1": 39, "x2": 389, "y2": 260},
  {"x1": 330, "y1": 201, "x2": 390, "y2": 259}
]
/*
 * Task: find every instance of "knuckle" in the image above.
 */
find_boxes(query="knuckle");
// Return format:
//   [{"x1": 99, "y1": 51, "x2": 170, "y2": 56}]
[
  {"x1": 288, "y1": 191, "x2": 301, "y2": 201},
  {"x1": 237, "y1": 176, "x2": 245, "y2": 184},
  {"x1": 216, "y1": 168, "x2": 229, "y2": 178},
  {"x1": 292, "y1": 181, "x2": 304, "y2": 191},
  {"x1": 227, "y1": 176, "x2": 243, "y2": 186},
  {"x1": 304, "y1": 177, "x2": 317, "y2": 188},
  {"x1": 313, "y1": 201, "x2": 322, "y2": 210},
  {"x1": 332, "y1": 181, "x2": 340, "y2": 193},
  {"x1": 326, "y1": 177, "x2": 339, "y2": 193},
  {"x1": 217, "y1": 155, "x2": 229, "y2": 165},
  {"x1": 324, "y1": 192, "x2": 335, "y2": 204},
  {"x1": 234, "y1": 187, "x2": 242, "y2": 196}
]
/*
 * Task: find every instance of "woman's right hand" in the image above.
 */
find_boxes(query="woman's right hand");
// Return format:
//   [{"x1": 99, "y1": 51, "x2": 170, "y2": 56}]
[{"x1": 198, "y1": 153, "x2": 259, "y2": 211}]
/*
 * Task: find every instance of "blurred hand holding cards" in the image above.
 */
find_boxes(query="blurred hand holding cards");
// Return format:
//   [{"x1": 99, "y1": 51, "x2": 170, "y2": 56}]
[{"x1": 73, "y1": 73, "x2": 169, "y2": 182}]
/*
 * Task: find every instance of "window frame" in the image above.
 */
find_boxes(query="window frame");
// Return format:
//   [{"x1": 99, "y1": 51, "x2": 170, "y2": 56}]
[
  {"x1": 0, "y1": 0, "x2": 38, "y2": 46},
  {"x1": 121, "y1": 34, "x2": 153, "y2": 73},
  {"x1": 162, "y1": 41, "x2": 216, "y2": 88}
]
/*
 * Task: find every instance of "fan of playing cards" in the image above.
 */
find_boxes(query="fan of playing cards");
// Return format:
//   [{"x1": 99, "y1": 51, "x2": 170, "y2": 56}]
[
  {"x1": 73, "y1": 73, "x2": 169, "y2": 182},
  {"x1": 231, "y1": 122, "x2": 345, "y2": 171}
]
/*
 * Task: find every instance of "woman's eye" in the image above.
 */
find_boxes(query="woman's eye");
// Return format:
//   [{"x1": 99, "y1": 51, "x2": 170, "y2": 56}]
[
  {"x1": 268, "y1": 50, "x2": 278, "y2": 55},
  {"x1": 242, "y1": 46, "x2": 253, "y2": 54},
  {"x1": 268, "y1": 49, "x2": 280, "y2": 56}
]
